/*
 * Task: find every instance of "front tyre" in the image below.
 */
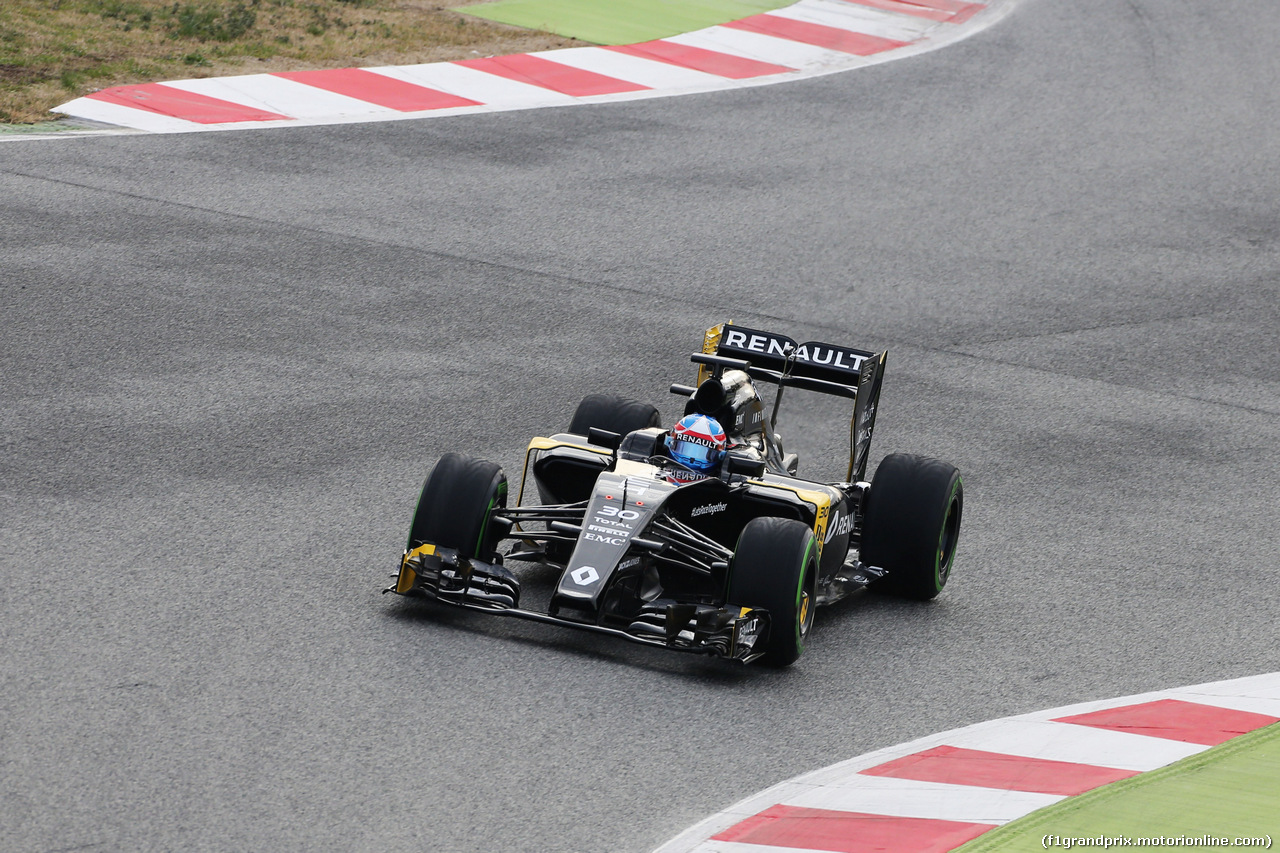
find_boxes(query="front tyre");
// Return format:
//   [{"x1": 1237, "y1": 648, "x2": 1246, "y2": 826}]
[
  {"x1": 727, "y1": 517, "x2": 819, "y2": 667},
  {"x1": 860, "y1": 453, "x2": 963, "y2": 601},
  {"x1": 408, "y1": 452, "x2": 507, "y2": 562}
]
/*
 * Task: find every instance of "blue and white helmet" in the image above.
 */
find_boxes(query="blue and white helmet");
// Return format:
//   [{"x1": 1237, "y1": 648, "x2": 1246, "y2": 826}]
[{"x1": 668, "y1": 414, "x2": 727, "y2": 471}]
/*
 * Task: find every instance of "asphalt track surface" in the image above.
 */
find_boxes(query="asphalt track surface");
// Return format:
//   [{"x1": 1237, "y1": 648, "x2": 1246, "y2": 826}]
[{"x1": 2, "y1": 1, "x2": 1278, "y2": 851}]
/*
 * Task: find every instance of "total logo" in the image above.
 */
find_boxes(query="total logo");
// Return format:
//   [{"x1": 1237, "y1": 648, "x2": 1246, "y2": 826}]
[
  {"x1": 691, "y1": 502, "x2": 728, "y2": 518},
  {"x1": 586, "y1": 505, "x2": 638, "y2": 546},
  {"x1": 824, "y1": 510, "x2": 855, "y2": 544}
]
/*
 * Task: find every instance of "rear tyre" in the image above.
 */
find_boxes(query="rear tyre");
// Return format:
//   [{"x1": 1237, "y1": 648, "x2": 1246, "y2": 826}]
[
  {"x1": 567, "y1": 394, "x2": 661, "y2": 438},
  {"x1": 860, "y1": 453, "x2": 963, "y2": 601},
  {"x1": 408, "y1": 452, "x2": 507, "y2": 561},
  {"x1": 727, "y1": 517, "x2": 819, "y2": 667}
]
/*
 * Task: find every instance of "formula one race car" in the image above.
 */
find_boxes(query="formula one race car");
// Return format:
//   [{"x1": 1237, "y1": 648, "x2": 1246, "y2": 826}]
[{"x1": 386, "y1": 322, "x2": 963, "y2": 666}]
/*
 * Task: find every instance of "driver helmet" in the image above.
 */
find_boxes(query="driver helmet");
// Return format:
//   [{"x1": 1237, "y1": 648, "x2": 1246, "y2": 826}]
[{"x1": 668, "y1": 414, "x2": 727, "y2": 471}]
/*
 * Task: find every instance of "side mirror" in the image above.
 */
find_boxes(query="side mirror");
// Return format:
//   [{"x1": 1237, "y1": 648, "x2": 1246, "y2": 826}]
[
  {"x1": 617, "y1": 427, "x2": 664, "y2": 462},
  {"x1": 725, "y1": 454, "x2": 766, "y2": 479}
]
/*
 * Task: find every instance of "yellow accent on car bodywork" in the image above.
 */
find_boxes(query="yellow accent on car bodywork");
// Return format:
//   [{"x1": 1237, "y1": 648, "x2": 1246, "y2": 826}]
[
  {"x1": 746, "y1": 480, "x2": 834, "y2": 557},
  {"x1": 697, "y1": 321, "x2": 729, "y2": 385},
  {"x1": 516, "y1": 435, "x2": 613, "y2": 507},
  {"x1": 397, "y1": 543, "x2": 436, "y2": 593}
]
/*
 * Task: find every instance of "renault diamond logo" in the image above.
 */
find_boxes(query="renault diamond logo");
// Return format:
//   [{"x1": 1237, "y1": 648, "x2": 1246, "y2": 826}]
[{"x1": 571, "y1": 566, "x2": 600, "y2": 586}]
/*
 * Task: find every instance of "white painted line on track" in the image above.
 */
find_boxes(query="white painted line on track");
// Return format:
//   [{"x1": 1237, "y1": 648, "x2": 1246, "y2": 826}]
[
  {"x1": 165, "y1": 75, "x2": 396, "y2": 119},
  {"x1": 693, "y1": 842, "x2": 830, "y2": 853},
  {"x1": 527, "y1": 47, "x2": 729, "y2": 90},
  {"x1": 922, "y1": 718, "x2": 1206, "y2": 770},
  {"x1": 47, "y1": 99, "x2": 202, "y2": 134},
  {"x1": 367, "y1": 63, "x2": 578, "y2": 109},
  {"x1": 769, "y1": 1, "x2": 940, "y2": 42},
  {"x1": 780, "y1": 775, "x2": 1064, "y2": 824},
  {"x1": 664, "y1": 26, "x2": 871, "y2": 72}
]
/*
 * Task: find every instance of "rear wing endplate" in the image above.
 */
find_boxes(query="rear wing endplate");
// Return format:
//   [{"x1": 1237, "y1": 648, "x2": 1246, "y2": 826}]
[{"x1": 699, "y1": 323, "x2": 887, "y2": 482}]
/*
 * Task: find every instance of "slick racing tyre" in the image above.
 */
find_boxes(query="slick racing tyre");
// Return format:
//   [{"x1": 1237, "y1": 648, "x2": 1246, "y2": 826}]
[
  {"x1": 727, "y1": 517, "x2": 819, "y2": 668},
  {"x1": 408, "y1": 452, "x2": 507, "y2": 561},
  {"x1": 567, "y1": 394, "x2": 661, "y2": 439},
  {"x1": 860, "y1": 453, "x2": 963, "y2": 601}
]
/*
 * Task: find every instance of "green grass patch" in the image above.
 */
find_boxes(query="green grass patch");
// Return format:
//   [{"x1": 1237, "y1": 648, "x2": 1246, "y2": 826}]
[
  {"x1": 956, "y1": 723, "x2": 1280, "y2": 853},
  {"x1": 456, "y1": 0, "x2": 791, "y2": 45}
]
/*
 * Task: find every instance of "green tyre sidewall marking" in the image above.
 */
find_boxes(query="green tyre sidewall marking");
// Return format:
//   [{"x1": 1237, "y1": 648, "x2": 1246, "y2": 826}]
[
  {"x1": 796, "y1": 535, "x2": 816, "y2": 654},
  {"x1": 934, "y1": 474, "x2": 962, "y2": 593},
  {"x1": 862, "y1": 453, "x2": 963, "y2": 601},
  {"x1": 474, "y1": 481, "x2": 508, "y2": 558}
]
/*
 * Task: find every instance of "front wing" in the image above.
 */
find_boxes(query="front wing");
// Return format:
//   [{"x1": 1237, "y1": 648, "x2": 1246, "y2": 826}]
[{"x1": 387, "y1": 543, "x2": 769, "y2": 663}]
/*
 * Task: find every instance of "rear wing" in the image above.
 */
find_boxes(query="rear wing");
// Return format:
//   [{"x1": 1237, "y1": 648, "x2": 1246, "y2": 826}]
[{"x1": 697, "y1": 323, "x2": 887, "y2": 482}]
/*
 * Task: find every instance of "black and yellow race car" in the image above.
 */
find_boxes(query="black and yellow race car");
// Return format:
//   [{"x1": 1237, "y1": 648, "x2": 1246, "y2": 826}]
[{"x1": 386, "y1": 322, "x2": 963, "y2": 667}]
